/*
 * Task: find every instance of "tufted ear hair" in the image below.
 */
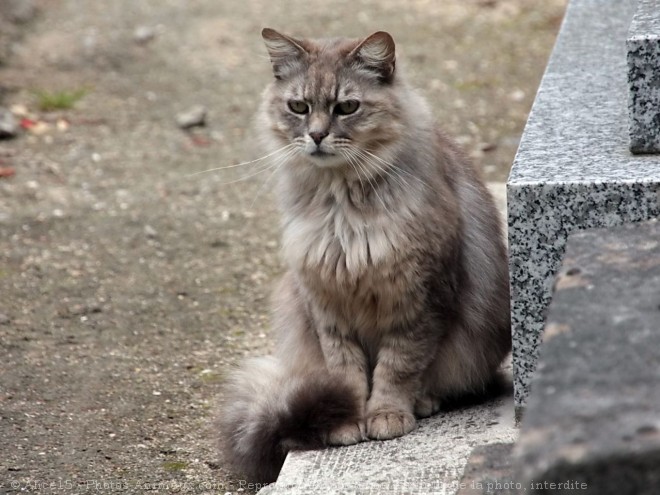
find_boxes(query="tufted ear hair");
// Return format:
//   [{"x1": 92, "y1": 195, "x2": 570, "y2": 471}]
[
  {"x1": 261, "y1": 28, "x2": 308, "y2": 80},
  {"x1": 349, "y1": 31, "x2": 396, "y2": 82}
]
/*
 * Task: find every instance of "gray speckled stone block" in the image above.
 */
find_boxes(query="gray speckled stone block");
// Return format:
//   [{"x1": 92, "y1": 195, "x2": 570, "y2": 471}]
[
  {"x1": 628, "y1": 0, "x2": 660, "y2": 153},
  {"x1": 508, "y1": 0, "x2": 660, "y2": 410},
  {"x1": 515, "y1": 220, "x2": 660, "y2": 494}
]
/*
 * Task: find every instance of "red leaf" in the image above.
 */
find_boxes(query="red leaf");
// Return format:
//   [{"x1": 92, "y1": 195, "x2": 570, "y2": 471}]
[
  {"x1": 20, "y1": 118, "x2": 37, "y2": 129},
  {"x1": 0, "y1": 166, "x2": 16, "y2": 178}
]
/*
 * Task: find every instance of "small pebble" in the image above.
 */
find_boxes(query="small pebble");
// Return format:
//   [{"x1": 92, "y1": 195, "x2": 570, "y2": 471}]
[
  {"x1": 0, "y1": 313, "x2": 11, "y2": 325},
  {"x1": 9, "y1": 104, "x2": 28, "y2": 117},
  {"x1": 510, "y1": 89, "x2": 526, "y2": 102},
  {"x1": 0, "y1": 107, "x2": 18, "y2": 139},
  {"x1": 176, "y1": 105, "x2": 207, "y2": 129},
  {"x1": 144, "y1": 224, "x2": 158, "y2": 238},
  {"x1": 134, "y1": 26, "x2": 156, "y2": 45}
]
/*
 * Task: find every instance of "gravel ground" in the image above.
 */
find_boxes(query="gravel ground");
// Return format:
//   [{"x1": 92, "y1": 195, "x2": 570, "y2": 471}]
[{"x1": 0, "y1": 1, "x2": 565, "y2": 494}]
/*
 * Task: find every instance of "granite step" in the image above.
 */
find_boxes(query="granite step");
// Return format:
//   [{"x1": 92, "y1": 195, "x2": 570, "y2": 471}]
[
  {"x1": 507, "y1": 0, "x2": 660, "y2": 412},
  {"x1": 259, "y1": 389, "x2": 516, "y2": 495},
  {"x1": 513, "y1": 220, "x2": 660, "y2": 494}
]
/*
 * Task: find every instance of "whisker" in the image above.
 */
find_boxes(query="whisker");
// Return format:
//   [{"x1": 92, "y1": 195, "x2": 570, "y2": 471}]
[
  {"x1": 349, "y1": 145, "x2": 411, "y2": 191},
  {"x1": 339, "y1": 149, "x2": 366, "y2": 197},
  {"x1": 360, "y1": 147, "x2": 431, "y2": 191},
  {"x1": 184, "y1": 144, "x2": 296, "y2": 177},
  {"x1": 248, "y1": 148, "x2": 297, "y2": 210},
  {"x1": 345, "y1": 149, "x2": 390, "y2": 214},
  {"x1": 355, "y1": 148, "x2": 412, "y2": 191},
  {"x1": 214, "y1": 154, "x2": 292, "y2": 186}
]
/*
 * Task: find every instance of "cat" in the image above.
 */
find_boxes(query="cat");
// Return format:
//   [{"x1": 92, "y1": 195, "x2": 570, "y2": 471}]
[{"x1": 217, "y1": 28, "x2": 511, "y2": 483}]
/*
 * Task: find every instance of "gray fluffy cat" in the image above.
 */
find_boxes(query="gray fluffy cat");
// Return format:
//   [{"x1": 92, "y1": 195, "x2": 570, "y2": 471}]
[{"x1": 218, "y1": 28, "x2": 511, "y2": 483}]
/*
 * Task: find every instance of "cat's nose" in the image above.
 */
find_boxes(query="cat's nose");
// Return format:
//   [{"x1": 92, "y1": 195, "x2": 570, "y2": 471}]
[{"x1": 309, "y1": 131, "x2": 329, "y2": 146}]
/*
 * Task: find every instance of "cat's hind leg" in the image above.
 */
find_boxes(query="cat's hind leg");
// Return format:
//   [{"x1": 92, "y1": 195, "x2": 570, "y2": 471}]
[{"x1": 419, "y1": 321, "x2": 510, "y2": 410}]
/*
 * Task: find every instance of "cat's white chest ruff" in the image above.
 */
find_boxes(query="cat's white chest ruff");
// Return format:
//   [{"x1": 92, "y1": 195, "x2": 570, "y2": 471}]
[
  {"x1": 280, "y1": 174, "x2": 418, "y2": 333},
  {"x1": 283, "y1": 204, "x2": 418, "y2": 332},
  {"x1": 282, "y1": 200, "x2": 399, "y2": 282}
]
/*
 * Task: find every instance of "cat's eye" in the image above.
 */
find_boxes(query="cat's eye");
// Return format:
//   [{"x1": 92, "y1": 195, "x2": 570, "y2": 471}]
[
  {"x1": 288, "y1": 100, "x2": 309, "y2": 114},
  {"x1": 334, "y1": 100, "x2": 360, "y2": 115}
]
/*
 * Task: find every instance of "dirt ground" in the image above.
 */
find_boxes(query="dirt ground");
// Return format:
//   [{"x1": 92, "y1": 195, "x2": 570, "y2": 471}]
[{"x1": 0, "y1": 1, "x2": 566, "y2": 494}]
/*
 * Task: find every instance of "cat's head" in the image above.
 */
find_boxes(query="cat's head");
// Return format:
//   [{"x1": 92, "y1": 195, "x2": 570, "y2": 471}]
[{"x1": 260, "y1": 29, "x2": 410, "y2": 170}]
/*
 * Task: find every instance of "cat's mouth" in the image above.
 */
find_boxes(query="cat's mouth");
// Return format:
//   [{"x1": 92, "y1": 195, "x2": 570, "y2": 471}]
[
  {"x1": 310, "y1": 149, "x2": 334, "y2": 157},
  {"x1": 305, "y1": 148, "x2": 346, "y2": 168}
]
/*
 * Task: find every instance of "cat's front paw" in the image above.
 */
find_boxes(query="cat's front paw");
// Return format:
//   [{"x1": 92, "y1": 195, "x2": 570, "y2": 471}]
[
  {"x1": 327, "y1": 422, "x2": 365, "y2": 446},
  {"x1": 366, "y1": 409, "x2": 416, "y2": 440}
]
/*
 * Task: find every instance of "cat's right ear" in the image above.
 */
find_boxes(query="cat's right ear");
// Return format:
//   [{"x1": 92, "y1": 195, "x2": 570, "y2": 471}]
[{"x1": 262, "y1": 28, "x2": 307, "y2": 80}]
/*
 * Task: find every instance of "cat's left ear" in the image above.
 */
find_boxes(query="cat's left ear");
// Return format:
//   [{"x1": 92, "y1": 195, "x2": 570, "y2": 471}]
[
  {"x1": 350, "y1": 31, "x2": 396, "y2": 82},
  {"x1": 262, "y1": 28, "x2": 308, "y2": 80}
]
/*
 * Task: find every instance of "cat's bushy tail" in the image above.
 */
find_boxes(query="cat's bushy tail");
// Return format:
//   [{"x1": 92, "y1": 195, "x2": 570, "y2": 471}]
[{"x1": 217, "y1": 356, "x2": 360, "y2": 483}]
